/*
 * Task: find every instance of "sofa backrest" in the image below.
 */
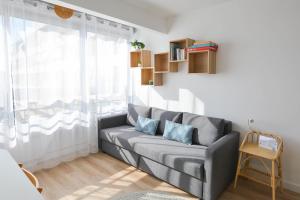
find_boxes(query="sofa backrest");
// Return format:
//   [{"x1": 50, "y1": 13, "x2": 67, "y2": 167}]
[
  {"x1": 126, "y1": 104, "x2": 232, "y2": 146},
  {"x1": 150, "y1": 107, "x2": 183, "y2": 135},
  {"x1": 182, "y1": 112, "x2": 231, "y2": 146},
  {"x1": 127, "y1": 103, "x2": 151, "y2": 126}
]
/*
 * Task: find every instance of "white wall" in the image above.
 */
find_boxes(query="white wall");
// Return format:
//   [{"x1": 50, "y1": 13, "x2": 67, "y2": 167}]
[{"x1": 132, "y1": 0, "x2": 300, "y2": 192}]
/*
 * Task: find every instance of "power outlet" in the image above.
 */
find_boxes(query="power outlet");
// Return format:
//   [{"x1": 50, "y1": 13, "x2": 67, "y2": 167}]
[
  {"x1": 248, "y1": 118, "x2": 255, "y2": 131},
  {"x1": 248, "y1": 119, "x2": 254, "y2": 124}
]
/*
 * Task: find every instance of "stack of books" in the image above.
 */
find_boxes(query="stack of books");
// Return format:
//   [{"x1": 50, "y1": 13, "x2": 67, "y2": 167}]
[
  {"x1": 170, "y1": 43, "x2": 185, "y2": 61},
  {"x1": 187, "y1": 41, "x2": 218, "y2": 52}
]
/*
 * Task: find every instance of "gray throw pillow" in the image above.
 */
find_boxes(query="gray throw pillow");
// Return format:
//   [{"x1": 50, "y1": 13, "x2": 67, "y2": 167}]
[
  {"x1": 182, "y1": 113, "x2": 225, "y2": 146},
  {"x1": 151, "y1": 107, "x2": 183, "y2": 135},
  {"x1": 127, "y1": 103, "x2": 151, "y2": 126}
]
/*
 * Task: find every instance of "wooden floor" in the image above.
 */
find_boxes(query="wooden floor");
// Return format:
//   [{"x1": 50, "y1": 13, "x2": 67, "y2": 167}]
[{"x1": 35, "y1": 153, "x2": 299, "y2": 200}]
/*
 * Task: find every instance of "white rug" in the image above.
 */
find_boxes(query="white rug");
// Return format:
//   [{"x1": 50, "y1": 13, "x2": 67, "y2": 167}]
[{"x1": 110, "y1": 191, "x2": 186, "y2": 200}]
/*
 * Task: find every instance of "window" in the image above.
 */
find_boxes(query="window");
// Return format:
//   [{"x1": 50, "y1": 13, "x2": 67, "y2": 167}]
[{"x1": 0, "y1": 0, "x2": 133, "y2": 169}]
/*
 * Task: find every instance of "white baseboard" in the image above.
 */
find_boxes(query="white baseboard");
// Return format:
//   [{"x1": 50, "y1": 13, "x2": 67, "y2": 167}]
[{"x1": 283, "y1": 180, "x2": 300, "y2": 193}]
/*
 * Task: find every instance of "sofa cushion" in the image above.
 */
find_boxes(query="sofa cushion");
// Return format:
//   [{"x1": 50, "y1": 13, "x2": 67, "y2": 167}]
[
  {"x1": 127, "y1": 104, "x2": 151, "y2": 126},
  {"x1": 135, "y1": 116, "x2": 159, "y2": 135},
  {"x1": 182, "y1": 113, "x2": 225, "y2": 146},
  {"x1": 101, "y1": 125, "x2": 138, "y2": 150},
  {"x1": 163, "y1": 120, "x2": 194, "y2": 145},
  {"x1": 100, "y1": 126, "x2": 206, "y2": 180},
  {"x1": 151, "y1": 107, "x2": 183, "y2": 135}
]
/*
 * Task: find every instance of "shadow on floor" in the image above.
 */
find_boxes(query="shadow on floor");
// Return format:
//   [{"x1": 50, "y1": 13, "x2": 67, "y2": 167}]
[{"x1": 34, "y1": 153, "x2": 196, "y2": 200}]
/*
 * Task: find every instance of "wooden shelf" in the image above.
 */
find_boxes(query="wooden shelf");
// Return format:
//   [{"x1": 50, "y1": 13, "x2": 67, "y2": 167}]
[
  {"x1": 170, "y1": 38, "x2": 194, "y2": 48},
  {"x1": 154, "y1": 73, "x2": 163, "y2": 86},
  {"x1": 239, "y1": 167, "x2": 280, "y2": 188},
  {"x1": 130, "y1": 51, "x2": 140, "y2": 67},
  {"x1": 154, "y1": 52, "x2": 178, "y2": 73},
  {"x1": 154, "y1": 52, "x2": 169, "y2": 72},
  {"x1": 141, "y1": 68, "x2": 153, "y2": 85},
  {"x1": 240, "y1": 143, "x2": 277, "y2": 160},
  {"x1": 130, "y1": 38, "x2": 217, "y2": 86},
  {"x1": 169, "y1": 38, "x2": 194, "y2": 62},
  {"x1": 130, "y1": 50, "x2": 151, "y2": 68},
  {"x1": 130, "y1": 50, "x2": 153, "y2": 86},
  {"x1": 169, "y1": 59, "x2": 187, "y2": 63},
  {"x1": 188, "y1": 50, "x2": 216, "y2": 74},
  {"x1": 154, "y1": 71, "x2": 168, "y2": 73},
  {"x1": 153, "y1": 52, "x2": 179, "y2": 86}
]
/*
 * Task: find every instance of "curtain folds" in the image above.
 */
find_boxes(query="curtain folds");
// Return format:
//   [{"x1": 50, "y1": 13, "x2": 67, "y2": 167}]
[{"x1": 0, "y1": 0, "x2": 132, "y2": 171}]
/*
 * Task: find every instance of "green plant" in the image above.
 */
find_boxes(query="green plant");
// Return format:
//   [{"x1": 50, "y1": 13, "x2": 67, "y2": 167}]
[{"x1": 131, "y1": 40, "x2": 145, "y2": 50}]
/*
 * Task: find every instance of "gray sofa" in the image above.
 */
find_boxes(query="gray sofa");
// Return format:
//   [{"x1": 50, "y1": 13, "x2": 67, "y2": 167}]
[{"x1": 98, "y1": 104, "x2": 240, "y2": 200}]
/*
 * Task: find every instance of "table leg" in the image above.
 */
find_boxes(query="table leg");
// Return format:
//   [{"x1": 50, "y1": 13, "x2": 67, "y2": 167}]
[
  {"x1": 234, "y1": 152, "x2": 243, "y2": 189},
  {"x1": 244, "y1": 153, "x2": 250, "y2": 168},
  {"x1": 272, "y1": 160, "x2": 276, "y2": 200},
  {"x1": 278, "y1": 156, "x2": 283, "y2": 192}
]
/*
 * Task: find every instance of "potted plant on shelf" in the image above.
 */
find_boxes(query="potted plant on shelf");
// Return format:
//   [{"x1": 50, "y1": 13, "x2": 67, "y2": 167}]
[
  {"x1": 131, "y1": 40, "x2": 145, "y2": 67},
  {"x1": 131, "y1": 40, "x2": 145, "y2": 50}
]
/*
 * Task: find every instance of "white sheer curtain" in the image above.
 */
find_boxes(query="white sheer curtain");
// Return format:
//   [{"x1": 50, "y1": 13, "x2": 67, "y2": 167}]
[
  {"x1": 86, "y1": 16, "x2": 131, "y2": 116},
  {"x1": 0, "y1": 0, "x2": 132, "y2": 171}
]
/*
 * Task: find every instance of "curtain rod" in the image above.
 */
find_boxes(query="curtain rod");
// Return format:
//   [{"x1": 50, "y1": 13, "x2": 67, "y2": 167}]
[{"x1": 22, "y1": 0, "x2": 136, "y2": 33}]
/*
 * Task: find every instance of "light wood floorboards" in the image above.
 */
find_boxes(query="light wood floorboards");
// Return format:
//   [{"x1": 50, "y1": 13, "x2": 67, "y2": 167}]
[{"x1": 34, "y1": 153, "x2": 299, "y2": 200}]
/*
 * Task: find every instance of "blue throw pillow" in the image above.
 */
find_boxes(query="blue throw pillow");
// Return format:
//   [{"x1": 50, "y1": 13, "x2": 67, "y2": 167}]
[
  {"x1": 163, "y1": 120, "x2": 194, "y2": 145},
  {"x1": 135, "y1": 116, "x2": 159, "y2": 135}
]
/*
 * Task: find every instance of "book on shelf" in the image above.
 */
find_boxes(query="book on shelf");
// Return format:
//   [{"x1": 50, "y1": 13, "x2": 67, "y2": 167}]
[
  {"x1": 170, "y1": 43, "x2": 180, "y2": 61},
  {"x1": 175, "y1": 48, "x2": 185, "y2": 60},
  {"x1": 187, "y1": 46, "x2": 218, "y2": 52},
  {"x1": 193, "y1": 40, "x2": 216, "y2": 45},
  {"x1": 193, "y1": 40, "x2": 209, "y2": 44},
  {"x1": 190, "y1": 43, "x2": 218, "y2": 48},
  {"x1": 176, "y1": 48, "x2": 181, "y2": 60},
  {"x1": 180, "y1": 49, "x2": 185, "y2": 60},
  {"x1": 170, "y1": 43, "x2": 186, "y2": 61},
  {"x1": 170, "y1": 43, "x2": 174, "y2": 60}
]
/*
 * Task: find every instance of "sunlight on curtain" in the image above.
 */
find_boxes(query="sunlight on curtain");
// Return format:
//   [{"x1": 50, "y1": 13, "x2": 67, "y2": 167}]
[
  {"x1": 0, "y1": 0, "x2": 132, "y2": 171},
  {"x1": 86, "y1": 17, "x2": 130, "y2": 115},
  {"x1": 0, "y1": 13, "x2": 16, "y2": 148}
]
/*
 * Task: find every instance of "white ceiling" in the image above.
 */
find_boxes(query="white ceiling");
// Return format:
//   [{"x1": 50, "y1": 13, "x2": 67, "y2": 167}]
[
  {"x1": 53, "y1": 0, "x2": 231, "y2": 33},
  {"x1": 122, "y1": 0, "x2": 231, "y2": 18}
]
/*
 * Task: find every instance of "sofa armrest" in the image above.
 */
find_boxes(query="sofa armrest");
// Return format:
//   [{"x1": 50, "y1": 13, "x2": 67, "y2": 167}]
[
  {"x1": 98, "y1": 113, "x2": 128, "y2": 130},
  {"x1": 203, "y1": 131, "x2": 240, "y2": 200},
  {"x1": 98, "y1": 113, "x2": 128, "y2": 151}
]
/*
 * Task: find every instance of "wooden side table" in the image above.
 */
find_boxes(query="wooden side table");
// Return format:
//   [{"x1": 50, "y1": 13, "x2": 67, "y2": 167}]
[{"x1": 234, "y1": 131, "x2": 283, "y2": 200}]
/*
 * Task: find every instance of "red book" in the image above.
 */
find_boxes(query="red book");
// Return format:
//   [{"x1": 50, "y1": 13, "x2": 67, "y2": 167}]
[{"x1": 187, "y1": 46, "x2": 218, "y2": 52}]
